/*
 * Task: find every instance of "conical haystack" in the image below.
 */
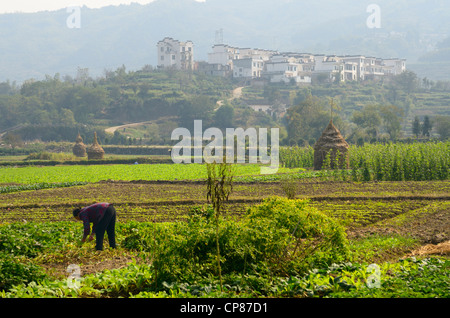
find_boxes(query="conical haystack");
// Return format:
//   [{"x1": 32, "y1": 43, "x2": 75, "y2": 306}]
[
  {"x1": 313, "y1": 120, "x2": 349, "y2": 170},
  {"x1": 87, "y1": 132, "x2": 105, "y2": 160},
  {"x1": 72, "y1": 133, "x2": 87, "y2": 157}
]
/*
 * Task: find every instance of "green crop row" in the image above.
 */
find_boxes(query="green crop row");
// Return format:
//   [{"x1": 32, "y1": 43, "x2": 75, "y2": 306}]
[{"x1": 0, "y1": 182, "x2": 88, "y2": 194}]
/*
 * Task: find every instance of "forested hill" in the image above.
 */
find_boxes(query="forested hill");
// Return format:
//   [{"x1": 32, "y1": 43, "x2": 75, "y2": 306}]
[
  {"x1": 1, "y1": 67, "x2": 449, "y2": 146},
  {"x1": 0, "y1": 0, "x2": 449, "y2": 83},
  {"x1": 0, "y1": 70, "x2": 238, "y2": 142}
]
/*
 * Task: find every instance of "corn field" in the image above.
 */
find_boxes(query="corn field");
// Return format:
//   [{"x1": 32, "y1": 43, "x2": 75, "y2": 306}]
[
  {"x1": 279, "y1": 146, "x2": 315, "y2": 169},
  {"x1": 280, "y1": 142, "x2": 449, "y2": 181}
]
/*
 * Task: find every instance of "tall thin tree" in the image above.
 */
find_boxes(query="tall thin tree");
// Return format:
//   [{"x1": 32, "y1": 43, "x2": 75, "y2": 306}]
[{"x1": 206, "y1": 160, "x2": 234, "y2": 292}]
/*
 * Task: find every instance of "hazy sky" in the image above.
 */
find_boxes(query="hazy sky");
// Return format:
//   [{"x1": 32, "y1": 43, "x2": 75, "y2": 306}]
[{"x1": 0, "y1": 0, "x2": 206, "y2": 14}]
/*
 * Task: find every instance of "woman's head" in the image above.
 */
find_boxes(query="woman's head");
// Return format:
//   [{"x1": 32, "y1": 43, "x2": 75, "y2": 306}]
[{"x1": 73, "y1": 208, "x2": 81, "y2": 219}]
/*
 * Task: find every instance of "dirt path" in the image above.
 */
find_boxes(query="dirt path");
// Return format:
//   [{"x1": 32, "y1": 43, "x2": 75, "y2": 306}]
[
  {"x1": 105, "y1": 121, "x2": 154, "y2": 134},
  {"x1": 104, "y1": 86, "x2": 245, "y2": 133},
  {"x1": 216, "y1": 86, "x2": 245, "y2": 108},
  {"x1": 104, "y1": 116, "x2": 177, "y2": 134}
]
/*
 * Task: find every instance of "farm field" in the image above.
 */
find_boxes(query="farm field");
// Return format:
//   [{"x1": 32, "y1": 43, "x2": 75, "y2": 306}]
[
  {"x1": 0, "y1": 163, "x2": 266, "y2": 184},
  {"x1": 1, "y1": 178, "x2": 449, "y2": 224},
  {"x1": 0, "y1": 161, "x2": 449, "y2": 300}
]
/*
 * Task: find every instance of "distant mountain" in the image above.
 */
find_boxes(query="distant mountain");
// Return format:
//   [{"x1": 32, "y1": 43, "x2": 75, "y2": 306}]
[
  {"x1": 0, "y1": 0, "x2": 449, "y2": 83},
  {"x1": 419, "y1": 36, "x2": 450, "y2": 63}
]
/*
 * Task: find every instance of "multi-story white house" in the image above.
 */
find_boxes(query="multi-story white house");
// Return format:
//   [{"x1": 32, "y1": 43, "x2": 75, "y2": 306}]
[
  {"x1": 239, "y1": 48, "x2": 277, "y2": 62},
  {"x1": 313, "y1": 55, "x2": 394, "y2": 83},
  {"x1": 382, "y1": 58, "x2": 406, "y2": 75},
  {"x1": 338, "y1": 56, "x2": 406, "y2": 81},
  {"x1": 312, "y1": 55, "x2": 358, "y2": 82},
  {"x1": 339, "y1": 55, "x2": 368, "y2": 80},
  {"x1": 313, "y1": 55, "x2": 342, "y2": 81},
  {"x1": 208, "y1": 44, "x2": 277, "y2": 79},
  {"x1": 233, "y1": 57, "x2": 265, "y2": 78},
  {"x1": 263, "y1": 55, "x2": 311, "y2": 84},
  {"x1": 208, "y1": 44, "x2": 240, "y2": 69},
  {"x1": 362, "y1": 57, "x2": 386, "y2": 80},
  {"x1": 157, "y1": 37, "x2": 194, "y2": 70},
  {"x1": 200, "y1": 42, "x2": 407, "y2": 84}
]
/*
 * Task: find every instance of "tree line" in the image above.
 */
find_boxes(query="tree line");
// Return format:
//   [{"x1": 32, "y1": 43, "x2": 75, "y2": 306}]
[
  {"x1": 283, "y1": 71, "x2": 450, "y2": 145},
  {"x1": 0, "y1": 67, "x2": 237, "y2": 143},
  {"x1": 0, "y1": 67, "x2": 449, "y2": 147}
]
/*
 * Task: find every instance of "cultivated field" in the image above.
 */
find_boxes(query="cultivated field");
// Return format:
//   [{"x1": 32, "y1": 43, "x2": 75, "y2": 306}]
[{"x1": 0, "y1": 156, "x2": 449, "y2": 299}]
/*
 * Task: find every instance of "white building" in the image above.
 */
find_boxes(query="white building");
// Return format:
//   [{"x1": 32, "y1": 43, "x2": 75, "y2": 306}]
[
  {"x1": 208, "y1": 44, "x2": 277, "y2": 77},
  {"x1": 382, "y1": 58, "x2": 406, "y2": 75},
  {"x1": 313, "y1": 55, "x2": 344, "y2": 82},
  {"x1": 338, "y1": 56, "x2": 406, "y2": 81},
  {"x1": 263, "y1": 55, "x2": 311, "y2": 84},
  {"x1": 362, "y1": 57, "x2": 386, "y2": 80},
  {"x1": 239, "y1": 48, "x2": 277, "y2": 62},
  {"x1": 208, "y1": 44, "x2": 240, "y2": 69},
  {"x1": 313, "y1": 55, "x2": 366, "y2": 82},
  {"x1": 340, "y1": 55, "x2": 367, "y2": 80},
  {"x1": 157, "y1": 37, "x2": 194, "y2": 70},
  {"x1": 204, "y1": 42, "x2": 406, "y2": 83},
  {"x1": 233, "y1": 58, "x2": 264, "y2": 78}
]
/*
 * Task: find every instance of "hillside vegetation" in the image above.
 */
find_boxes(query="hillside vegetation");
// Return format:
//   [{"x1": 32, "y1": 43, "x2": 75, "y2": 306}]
[{"x1": 1, "y1": 67, "x2": 449, "y2": 149}]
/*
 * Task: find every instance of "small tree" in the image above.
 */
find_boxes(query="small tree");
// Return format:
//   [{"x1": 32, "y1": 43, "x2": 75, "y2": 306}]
[
  {"x1": 3, "y1": 133, "x2": 24, "y2": 150},
  {"x1": 422, "y1": 116, "x2": 433, "y2": 138},
  {"x1": 435, "y1": 115, "x2": 450, "y2": 140},
  {"x1": 380, "y1": 105, "x2": 403, "y2": 141},
  {"x1": 206, "y1": 160, "x2": 234, "y2": 292},
  {"x1": 412, "y1": 116, "x2": 421, "y2": 137},
  {"x1": 280, "y1": 174, "x2": 297, "y2": 199}
]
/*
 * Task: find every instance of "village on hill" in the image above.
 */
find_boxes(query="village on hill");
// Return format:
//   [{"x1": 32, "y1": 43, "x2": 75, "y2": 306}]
[{"x1": 157, "y1": 37, "x2": 406, "y2": 85}]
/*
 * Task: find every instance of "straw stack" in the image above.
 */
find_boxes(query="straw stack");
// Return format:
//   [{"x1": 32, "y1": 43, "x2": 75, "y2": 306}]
[
  {"x1": 87, "y1": 132, "x2": 105, "y2": 160},
  {"x1": 313, "y1": 120, "x2": 349, "y2": 170},
  {"x1": 72, "y1": 133, "x2": 86, "y2": 157}
]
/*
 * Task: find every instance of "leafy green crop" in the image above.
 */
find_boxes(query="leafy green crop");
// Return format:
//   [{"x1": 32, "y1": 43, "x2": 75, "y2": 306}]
[
  {"x1": 325, "y1": 257, "x2": 450, "y2": 298},
  {"x1": 0, "y1": 182, "x2": 87, "y2": 194},
  {"x1": 0, "y1": 254, "x2": 48, "y2": 292},
  {"x1": 350, "y1": 142, "x2": 449, "y2": 181},
  {"x1": 0, "y1": 218, "x2": 447, "y2": 298},
  {"x1": 0, "y1": 222, "x2": 79, "y2": 257},
  {"x1": 0, "y1": 164, "x2": 263, "y2": 185}
]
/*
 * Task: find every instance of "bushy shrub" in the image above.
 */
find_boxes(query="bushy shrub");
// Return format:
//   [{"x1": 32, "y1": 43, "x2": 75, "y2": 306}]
[
  {"x1": 122, "y1": 197, "x2": 350, "y2": 286},
  {"x1": 0, "y1": 253, "x2": 48, "y2": 292},
  {"x1": 242, "y1": 197, "x2": 350, "y2": 274}
]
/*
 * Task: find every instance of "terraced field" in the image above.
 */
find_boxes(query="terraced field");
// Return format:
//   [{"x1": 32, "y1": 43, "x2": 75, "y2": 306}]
[{"x1": 1, "y1": 178, "x2": 448, "y2": 238}]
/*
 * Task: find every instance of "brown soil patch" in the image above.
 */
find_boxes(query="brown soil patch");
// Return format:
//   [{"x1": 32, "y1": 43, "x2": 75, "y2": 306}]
[
  {"x1": 41, "y1": 252, "x2": 139, "y2": 280},
  {"x1": 348, "y1": 204, "x2": 450, "y2": 260}
]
